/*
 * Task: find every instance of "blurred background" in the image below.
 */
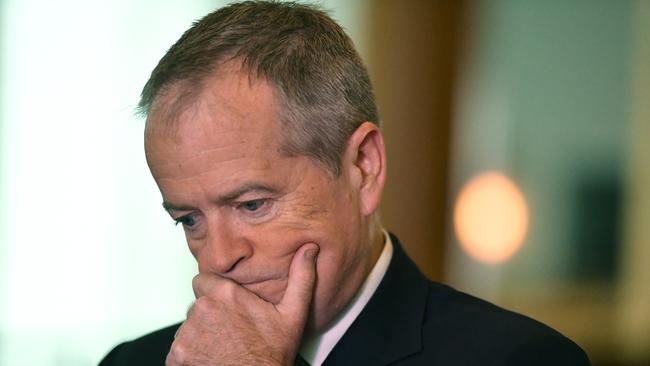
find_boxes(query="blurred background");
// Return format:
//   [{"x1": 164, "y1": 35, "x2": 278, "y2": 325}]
[{"x1": 0, "y1": 0, "x2": 648, "y2": 365}]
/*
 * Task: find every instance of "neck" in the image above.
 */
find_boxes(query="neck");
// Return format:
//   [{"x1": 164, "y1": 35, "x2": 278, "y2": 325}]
[
  {"x1": 365, "y1": 217, "x2": 386, "y2": 278},
  {"x1": 304, "y1": 217, "x2": 386, "y2": 336}
]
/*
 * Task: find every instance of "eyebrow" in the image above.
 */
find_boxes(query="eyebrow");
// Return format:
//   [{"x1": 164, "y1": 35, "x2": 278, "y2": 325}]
[{"x1": 162, "y1": 182, "x2": 280, "y2": 212}]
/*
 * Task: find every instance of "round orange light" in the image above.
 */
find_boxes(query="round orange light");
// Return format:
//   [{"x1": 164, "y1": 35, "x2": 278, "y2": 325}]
[{"x1": 454, "y1": 171, "x2": 529, "y2": 264}]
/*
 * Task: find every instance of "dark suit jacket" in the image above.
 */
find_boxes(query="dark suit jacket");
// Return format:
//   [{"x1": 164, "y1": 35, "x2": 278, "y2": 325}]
[{"x1": 99, "y1": 234, "x2": 591, "y2": 365}]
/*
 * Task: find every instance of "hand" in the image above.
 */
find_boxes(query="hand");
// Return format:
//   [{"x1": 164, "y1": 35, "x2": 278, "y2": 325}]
[{"x1": 166, "y1": 243, "x2": 319, "y2": 366}]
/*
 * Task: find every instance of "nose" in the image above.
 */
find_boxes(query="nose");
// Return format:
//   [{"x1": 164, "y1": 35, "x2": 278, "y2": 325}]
[{"x1": 195, "y1": 219, "x2": 253, "y2": 275}]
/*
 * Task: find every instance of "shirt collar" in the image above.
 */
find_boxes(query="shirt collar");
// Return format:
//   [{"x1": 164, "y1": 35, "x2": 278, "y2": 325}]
[{"x1": 299, "y1": 230, "x2": 394, "y2": 366}]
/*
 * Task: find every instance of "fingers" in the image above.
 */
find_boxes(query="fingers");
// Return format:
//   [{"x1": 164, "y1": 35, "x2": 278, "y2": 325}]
[
  {"x1": 178, "y1": 244, "x2": 319, "y2": 366},
  {"x1": 192, "y1": 272, "x2": 212, "y2": 299},
  {"x1": 191, "y1": 242, "x2": 319, "y2": 320},
  {"x1": 277, "y1": 243, "x2": 319, "y2": 318}
]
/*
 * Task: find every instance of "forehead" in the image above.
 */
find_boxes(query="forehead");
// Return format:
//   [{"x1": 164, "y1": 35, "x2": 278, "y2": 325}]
[
  {"x1": 144, "y1": 66, "x2": 284, "y2": 177},
  {"x1": 147, "y1": 62, "x2": 280, "y2": 140}
]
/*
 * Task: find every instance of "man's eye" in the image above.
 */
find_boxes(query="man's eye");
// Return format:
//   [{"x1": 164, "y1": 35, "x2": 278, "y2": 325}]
[
  {"x1": 175, "y1": 215, "x2": 197, "y2": 227},
  {"x1": 240, "y1": 199, "x2": 266, "y2": 212}
]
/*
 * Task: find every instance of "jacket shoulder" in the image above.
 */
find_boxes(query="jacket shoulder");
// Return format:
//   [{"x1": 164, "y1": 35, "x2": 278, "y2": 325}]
[
  {"x1": 418, "y1": 283, "x2": 591, "y2": 365},
  {"x1": 99, "y1": 323, "x2": 181, "y2": 366}
]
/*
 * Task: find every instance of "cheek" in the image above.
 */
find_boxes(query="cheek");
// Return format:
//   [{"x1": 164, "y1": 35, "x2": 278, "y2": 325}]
[
  {"x1": 310, "y1": 239, "x2": 368, "y2": 324},
  {"x1": 241, "y1": 224, "x2": 314, "y2": 272}
]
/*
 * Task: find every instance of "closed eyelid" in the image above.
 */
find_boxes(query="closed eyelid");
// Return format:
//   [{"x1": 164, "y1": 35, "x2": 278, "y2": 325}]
[
  {"x1": 235, "y1": 199, "x2": 278, "y2": 223},
  {"x1": 236, "y1": 198, "x2": 268, "y2": 209}
]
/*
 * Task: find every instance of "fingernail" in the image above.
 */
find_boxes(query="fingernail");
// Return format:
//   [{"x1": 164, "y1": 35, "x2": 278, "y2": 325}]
[{"x1": 304, "y1": 247, "x2": 318, "y2": 261}]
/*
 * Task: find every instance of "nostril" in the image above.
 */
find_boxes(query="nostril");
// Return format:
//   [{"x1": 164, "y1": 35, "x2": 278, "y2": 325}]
[{"x1": 224, "y1": 256, "x2": 246, "y2": 273}]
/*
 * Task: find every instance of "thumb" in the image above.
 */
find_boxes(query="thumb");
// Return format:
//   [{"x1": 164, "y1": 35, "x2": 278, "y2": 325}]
[{"x1": 277, "y1": 243, "x2": 319, "y2": 319}]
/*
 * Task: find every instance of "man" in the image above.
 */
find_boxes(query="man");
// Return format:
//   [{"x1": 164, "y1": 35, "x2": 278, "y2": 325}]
[{"x1": 100, "y1": 1, "x2": 591, "y2": 365}]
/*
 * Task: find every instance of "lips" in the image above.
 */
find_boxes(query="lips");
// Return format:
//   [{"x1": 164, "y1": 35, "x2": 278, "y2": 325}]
[{"x1": 239, "y1": 277, "x2": 287, "y2": 303}]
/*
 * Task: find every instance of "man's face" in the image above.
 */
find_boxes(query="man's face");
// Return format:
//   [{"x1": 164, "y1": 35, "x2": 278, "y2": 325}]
[{"x1": 145, "y1": 66, "x2": 377, "y2": 331}]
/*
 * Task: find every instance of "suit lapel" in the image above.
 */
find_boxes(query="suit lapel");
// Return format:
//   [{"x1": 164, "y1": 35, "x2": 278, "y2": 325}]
[{"x1": 323, "y1": 234, "x2": 430, "y2": 365}]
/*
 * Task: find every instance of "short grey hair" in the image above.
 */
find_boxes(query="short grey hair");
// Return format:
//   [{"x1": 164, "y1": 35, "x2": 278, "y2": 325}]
[{"x1": 139, "y1": 1, "x2": 379, "y2": 175}]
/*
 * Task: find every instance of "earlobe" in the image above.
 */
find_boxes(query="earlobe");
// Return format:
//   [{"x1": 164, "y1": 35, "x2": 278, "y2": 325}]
[{"x1": 345, "y1": 122, "x2": 387, "y2": 216}]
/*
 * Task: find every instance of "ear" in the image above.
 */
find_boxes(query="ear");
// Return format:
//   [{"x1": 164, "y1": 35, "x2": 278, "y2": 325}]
[{"x1": 342, "y1": 122, "x2": 387, "y2": 216}]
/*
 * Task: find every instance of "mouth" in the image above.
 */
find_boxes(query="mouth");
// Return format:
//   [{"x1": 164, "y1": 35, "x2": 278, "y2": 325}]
[{"x1": 239, "y1": 277, "x2": 287, "y2": 303}]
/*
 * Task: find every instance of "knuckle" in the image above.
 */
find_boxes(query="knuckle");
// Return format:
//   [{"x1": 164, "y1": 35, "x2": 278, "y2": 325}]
[
  {"x1": 186, "y1": 302, "x2": 195, "y2": 318},
  {"x1": 193, "y1": 296, "x2": 213, "y2": 314},
  {"x1": 221, "y1": 280, "x2": 238, "y2": 299},
  {"x1": 167, "y1": 341, "x2": 189, "y2": 365},
  {"x1": 191, "y1": 274, "x2": 203, "y2": 295},
  {"x1": 185, "y1": 305, "x2": 195, "y2": 320}
]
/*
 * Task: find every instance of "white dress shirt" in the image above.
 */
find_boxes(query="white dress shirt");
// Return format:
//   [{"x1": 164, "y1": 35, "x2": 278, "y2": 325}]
[{"x1": 299, "y1": 231, "x2": 394, "y2": 366}]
